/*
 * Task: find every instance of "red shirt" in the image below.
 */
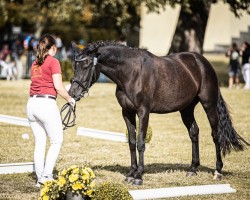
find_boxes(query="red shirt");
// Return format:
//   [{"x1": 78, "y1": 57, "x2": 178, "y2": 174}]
[{"x1": 30, "y1": 55, "x2": 62, "y2": 97}]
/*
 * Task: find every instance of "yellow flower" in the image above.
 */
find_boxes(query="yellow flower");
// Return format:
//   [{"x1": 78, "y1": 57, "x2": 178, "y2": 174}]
[
  {"x1": 72, "y1": 182, "x2": 83, "y2": 190},
  {"x1": 60, "y1": 169, "x2": 67, "y2": 176},
  {"x1": 58, "y1": 176, "x2": 66, "y2": 187},
  {"x1": 40, "y1": 187, "x2": 49, "y2": 196},
  {"x1": 81, "y1": 169, "x2": 90, "y2": 180},
  {"x1": 69, "y1": 174, "x2": 78, "y2": 182},
  {"x1": 82, "y1": 174, "x2": 89, "y2": 180},
  {"x1": 43, "y1": 181, "x2": 52, "y2": 187},
  {"x1": 85, "y1": 167, "x2": 95, "y2": 178},
  {"x1": 86, "y1": 189, "x2": 93, "y2": 196},
  {"x1": 90, "y1": 171, "x2": 95, "y2": 178},
  {"x1": 42, "y1": 195, "x2": 49, "y2": 200},
  {"x1": 90, "y1": 181, "x2": 95, "y2": 188},
  {"x1": 73, "y1": 168, "x2": 79, "y2": 174}
]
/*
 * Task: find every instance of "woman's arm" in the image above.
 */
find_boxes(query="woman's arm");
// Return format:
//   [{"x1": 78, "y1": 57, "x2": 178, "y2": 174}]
[{"x1": 52, "y1": 73, "x2": 74, "y2": 104}]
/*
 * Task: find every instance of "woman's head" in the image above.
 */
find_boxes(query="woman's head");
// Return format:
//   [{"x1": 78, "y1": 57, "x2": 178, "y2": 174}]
[
  {"x1": 36, "y1": 34, "x2": 57, "y2": 65},
  {"x1": 232, "y1": 42, "x2": 238, "y2": 50},
  {"x1": 243, "y1": 41, "x2": 250, "y2": 49}
]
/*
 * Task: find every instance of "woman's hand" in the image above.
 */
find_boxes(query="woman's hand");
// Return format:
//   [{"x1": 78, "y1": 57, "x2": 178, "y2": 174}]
[
  {"x1": 68, "y1": 97, "x2": 76, "y2": 108},
  {"x1": 65, "y1": 84, "x2": 71, "y2": 92}
]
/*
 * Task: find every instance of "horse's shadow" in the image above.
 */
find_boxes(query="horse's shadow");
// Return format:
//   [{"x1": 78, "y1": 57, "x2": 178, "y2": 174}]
[
  {"x1": 28, "y1": 163, "x2": 233, "y2": 181},
  {"x1": 92, "y1": 163, "x2": 233, "y2": 176}
]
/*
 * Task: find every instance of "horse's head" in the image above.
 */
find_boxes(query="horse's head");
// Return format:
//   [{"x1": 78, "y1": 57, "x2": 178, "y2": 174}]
[{"x1": 69, "y1": 42, "x2": 100, "y2": 101}]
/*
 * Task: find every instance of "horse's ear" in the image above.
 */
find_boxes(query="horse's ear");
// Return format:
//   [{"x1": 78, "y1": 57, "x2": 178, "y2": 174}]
[{"x1": 71, "y1": 41, "x2": 81, "y2": 53}]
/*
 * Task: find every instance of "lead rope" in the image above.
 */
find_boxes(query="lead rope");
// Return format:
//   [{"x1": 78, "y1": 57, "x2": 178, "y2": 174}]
[{"x1": 60, "y1": 102, "x2": 76, "y2": 130}]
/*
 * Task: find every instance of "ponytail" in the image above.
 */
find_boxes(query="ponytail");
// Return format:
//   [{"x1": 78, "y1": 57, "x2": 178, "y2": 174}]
[{"x1": 36, "y1": 34, "x2": 56, "y2": 66}]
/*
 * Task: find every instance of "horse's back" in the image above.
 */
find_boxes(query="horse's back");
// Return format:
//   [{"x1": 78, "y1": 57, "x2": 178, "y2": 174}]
[{"x1": 148, "y1": 52, "x2": 218, "y2": 113}]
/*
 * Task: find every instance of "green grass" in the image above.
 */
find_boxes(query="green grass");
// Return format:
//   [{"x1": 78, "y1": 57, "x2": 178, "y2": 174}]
[{"x1": 0, "y1": 55, "x2": 250, "y2": 200}]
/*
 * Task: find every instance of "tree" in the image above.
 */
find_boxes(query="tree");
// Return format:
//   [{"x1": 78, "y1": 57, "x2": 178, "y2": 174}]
[
  {"x1": 0, "y1": 0, "x2": 89, "y2": 42},
  {"x1": 83, "y1": 0, "x2": 250, "y2": 51},
  {"x1": 168, "y1": 0, "x2": 250, "y2": 54},
  {"x1": 0, "y1": 0, "x2": 170, "y2": 46},
  {"x1": 1, "y1": 0, "x2": 249, "y2": 51}
]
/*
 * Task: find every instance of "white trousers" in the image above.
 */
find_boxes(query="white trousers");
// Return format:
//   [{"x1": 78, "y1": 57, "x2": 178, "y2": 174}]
[
  {"x1": 242, "y1": 63, "x2": 250, "y2": 89},
  {"x1": 26, "y1": 97, "x2": 63, "y2": 180}
]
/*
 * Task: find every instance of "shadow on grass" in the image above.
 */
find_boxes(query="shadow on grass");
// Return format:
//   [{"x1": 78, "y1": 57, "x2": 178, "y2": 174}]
[{"x1": 93, "y1": 163, "x2": 233, "y2": 176}]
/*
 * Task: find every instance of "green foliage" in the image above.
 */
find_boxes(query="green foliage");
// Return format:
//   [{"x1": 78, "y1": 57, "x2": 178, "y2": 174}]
[
  {"x1": 92, "y1": 182, "x2": 133, "y2": 200},
  {"x1": 60, "y1": 59, "x2": 74, "y2": 82},
  {"x1": 87, "y1": 28, "x2": 118, "y2": 42},
  {"x1": 125, "y1": 121, "x2": 153, "y2": 143}
]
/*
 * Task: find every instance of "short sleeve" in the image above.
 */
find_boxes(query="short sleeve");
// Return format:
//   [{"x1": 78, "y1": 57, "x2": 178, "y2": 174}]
[{"x1": 51, "y1": 58, "x2": 62, "y2": 75}]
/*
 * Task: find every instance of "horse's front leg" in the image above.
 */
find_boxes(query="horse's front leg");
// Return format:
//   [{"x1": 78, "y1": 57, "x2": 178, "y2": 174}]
[
  {"x1": 134, "y1": 108, "x2": 150, "y2": 185},
  {"x1": 122, "y1": 109, "x2": 137, "y2": 183}
]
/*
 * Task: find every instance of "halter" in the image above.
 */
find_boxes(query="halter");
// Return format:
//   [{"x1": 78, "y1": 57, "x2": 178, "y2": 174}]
[
  {"x1": 70, "y1": 56, "x2": 98, "y2": 100},
  {"x1": 60, "y1": 55, "x2": 98, "y2": 130}
]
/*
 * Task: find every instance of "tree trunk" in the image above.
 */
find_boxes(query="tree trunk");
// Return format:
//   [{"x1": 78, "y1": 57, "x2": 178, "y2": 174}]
[
  {"x1": 34, "y1": 1, "x2": 47, "y2": 39},
  {"x1": 168, "y1": 0, "x2": 213, "y2": 54},
  {"x1": 35, "y1": 20, "x2": 45, "y2": 39}
]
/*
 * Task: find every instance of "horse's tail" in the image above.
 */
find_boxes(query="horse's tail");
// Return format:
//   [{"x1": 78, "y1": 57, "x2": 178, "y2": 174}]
[{"x1": 217, "y1": 90, "x2": 250, "y2": 156}]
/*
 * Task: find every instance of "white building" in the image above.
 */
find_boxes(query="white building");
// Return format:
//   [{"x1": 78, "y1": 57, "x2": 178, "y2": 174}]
[{"x1": 139, "y1": 2, "x2": 250, "y2": 56}]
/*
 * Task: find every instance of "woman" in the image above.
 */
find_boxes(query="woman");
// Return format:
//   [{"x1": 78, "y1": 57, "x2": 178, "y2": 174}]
[
  {"x1": 26, "y1": 34, "x2": 75, "y2": 187},
  {"x1": 226, "y1": 43, "x2": 241, "y2": 89},
  {"x1": 240, "y1": 41, "x2": 250, "y2": 90}
]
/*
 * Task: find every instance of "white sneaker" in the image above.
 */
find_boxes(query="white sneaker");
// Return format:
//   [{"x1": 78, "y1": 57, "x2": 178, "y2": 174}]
[
  {"x1": 35, "y1": 182, "x2": 41, "y2": 188},
  {"x1": 39, "y1": 175, "x2": 54, "y2": 185}
]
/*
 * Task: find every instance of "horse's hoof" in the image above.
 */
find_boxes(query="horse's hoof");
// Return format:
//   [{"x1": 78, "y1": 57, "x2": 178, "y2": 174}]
[
  {"x1": 133, "y1": 179, "x2": 143, "y2": 185},
  {"x1": 213, "y1": 170, "x2": 223, "y2": 180},
  {"x1": 186, "y1": 171, "x2": 197, "y2": 177},
  {"x1": 125, "y1": 176, "x2": 134, "y2": 183}
]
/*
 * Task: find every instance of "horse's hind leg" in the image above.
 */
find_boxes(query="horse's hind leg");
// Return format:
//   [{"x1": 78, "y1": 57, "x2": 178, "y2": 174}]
[
  {"x1": 180, "y1": 100, "x2": 200, "y2": 176},
  {"x1": 200, "y1": 99, "x2": 223, "y2": 180}
]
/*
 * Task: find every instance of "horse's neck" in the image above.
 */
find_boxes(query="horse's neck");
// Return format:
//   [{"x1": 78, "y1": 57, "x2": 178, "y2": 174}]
[
  {"x1": 99, "y1": 63, "x2": 124, "y2": 88},
  {"x1": 97, "y1": 46, "x2": 136, "y2": 89}
]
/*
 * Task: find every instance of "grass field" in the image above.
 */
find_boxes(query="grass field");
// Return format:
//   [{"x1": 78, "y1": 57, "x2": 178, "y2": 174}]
[{"x1": 0, "y1": 55, "x2": 250, "y2": 200}]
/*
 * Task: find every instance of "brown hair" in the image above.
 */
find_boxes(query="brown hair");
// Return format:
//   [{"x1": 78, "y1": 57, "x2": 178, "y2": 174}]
[{"x1": 36, "y1": 34, "x2": 56, "y2": 66}]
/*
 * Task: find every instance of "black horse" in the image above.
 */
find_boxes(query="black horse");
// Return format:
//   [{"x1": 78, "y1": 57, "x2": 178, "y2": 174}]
[{"x1": 68, "y1": 41, "x2": 249, "y2": 185}]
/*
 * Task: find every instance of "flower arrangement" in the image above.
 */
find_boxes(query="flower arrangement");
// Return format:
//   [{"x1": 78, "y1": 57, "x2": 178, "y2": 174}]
[
  {"x1": 39, "y1": 180, "x2": 63, "y2": 200},
  {"x1": 58, "y1": 165, "x2": 95, "y2": 197},
  {"x1": 38, "y1": 165, "x2": 95, "y2": 200}
]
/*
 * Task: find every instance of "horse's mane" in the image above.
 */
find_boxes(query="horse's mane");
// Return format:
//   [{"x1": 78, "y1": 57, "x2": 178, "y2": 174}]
[
  {"x1": 86, "y1": 40, "x2": 140, "y2": 52},
  {"x1": 84, "y1": 40, "x2": 154, "y2": 61}
]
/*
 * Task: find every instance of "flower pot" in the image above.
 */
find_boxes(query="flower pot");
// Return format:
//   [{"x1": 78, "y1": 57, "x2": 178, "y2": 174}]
[{"x1": 66, "y1": 190, "x2": 87, "y2": 200}]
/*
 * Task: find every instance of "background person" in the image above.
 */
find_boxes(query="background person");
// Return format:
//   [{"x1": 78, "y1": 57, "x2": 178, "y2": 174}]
[
  {"x1": 26, "y1": 34, "x2": 75, "y2": 187},
  {"x1": 240, "y1": 41, "x2": 250, "y2": 90},
  {"x1": 26, "y1": 37, "x2": 37, "y2": 77},
  {"x1": 6, "y1": 56, "x2": 17, "y2": 81},
  {"x1": 226, "y1": 43, "x2": 241, "y2": 89},
  {"x1": 0, "y1": 44, "x2": 11, "y2": 61},
  {"x1": 12, "y1": 38, "x2": 24, "y2": 79},
  {"x1": 0, "y1": 44, "x2": 17, "y2": 80}
]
